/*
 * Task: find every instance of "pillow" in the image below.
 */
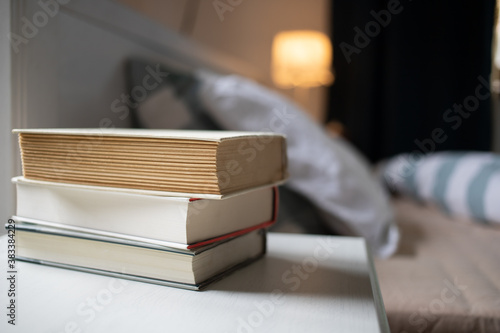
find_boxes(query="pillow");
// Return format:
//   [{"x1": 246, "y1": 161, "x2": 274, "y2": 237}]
[
  {"x1": 128, "y1": 61, "x2": 399, "y2": 258},
  {"x1": 382, "y1": 151, "x2": 500, "y2": 225},
  {"x1": 127, "y1": 59, "x2": 221, "y2": 130},
  {"x1": 194, "y1": 71, "x2": 399, "y2": 257}
]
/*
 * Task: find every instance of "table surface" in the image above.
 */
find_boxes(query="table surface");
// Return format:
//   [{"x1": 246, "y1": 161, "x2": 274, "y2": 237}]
[{"x1": 1, "y1": 232, "x2": 389, "y2": 333}]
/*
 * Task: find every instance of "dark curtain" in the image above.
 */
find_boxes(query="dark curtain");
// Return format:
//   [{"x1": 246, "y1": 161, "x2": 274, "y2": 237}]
[{"x1": 328, "y1": 0, "x2": 496, "y2": 162}]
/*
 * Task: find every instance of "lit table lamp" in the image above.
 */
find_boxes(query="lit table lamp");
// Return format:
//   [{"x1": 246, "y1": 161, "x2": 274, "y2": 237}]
[{"x1": 272, "y1": 30, "x2": 334, "y2": 103}]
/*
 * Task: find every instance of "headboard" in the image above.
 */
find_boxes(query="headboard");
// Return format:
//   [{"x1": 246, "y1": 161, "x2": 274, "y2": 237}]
[
  {"x1": 2, "y1": 0, "x2": 263, "y2": 224},
  {"x1": 11, "y1": 0, "x2": 263, "y2": 130}
]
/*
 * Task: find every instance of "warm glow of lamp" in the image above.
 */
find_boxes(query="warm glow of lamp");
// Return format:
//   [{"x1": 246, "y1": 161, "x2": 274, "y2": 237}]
[{"x1": 272, "y1": 30, "x2": 334, "y2": 88}]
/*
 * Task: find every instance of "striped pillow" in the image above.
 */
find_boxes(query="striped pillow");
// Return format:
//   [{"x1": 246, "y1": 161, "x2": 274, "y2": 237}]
[{"x1": 382, "y1": 152, "x2": 500, "y2": 225}]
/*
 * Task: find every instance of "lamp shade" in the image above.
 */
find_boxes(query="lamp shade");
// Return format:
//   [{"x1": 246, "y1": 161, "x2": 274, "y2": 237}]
[{"x1": 272, "y1": 30, "x2": 334, "y2": 88}]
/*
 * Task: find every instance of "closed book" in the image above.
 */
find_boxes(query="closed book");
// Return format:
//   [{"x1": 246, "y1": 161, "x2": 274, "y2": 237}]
[
  {"x1": 14, "y1": 177, "x2": 277, "y2": 246},
  {"x1": 13, "y1": 221, "x2": 266, "y2": 291},
  {"x1": 13, "y1": 128, "x2": 288, "y2": 197}
]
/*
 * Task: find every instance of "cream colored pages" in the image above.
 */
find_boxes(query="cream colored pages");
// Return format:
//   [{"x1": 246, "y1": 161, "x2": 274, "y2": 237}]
[{"x1": 15, "y1": 129, "x2": 287, "y2": 196}]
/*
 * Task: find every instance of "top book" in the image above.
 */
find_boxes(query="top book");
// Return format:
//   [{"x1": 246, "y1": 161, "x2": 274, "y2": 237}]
[{"x1": 14, "y1": 129, "x2": 288, "y2": 197}]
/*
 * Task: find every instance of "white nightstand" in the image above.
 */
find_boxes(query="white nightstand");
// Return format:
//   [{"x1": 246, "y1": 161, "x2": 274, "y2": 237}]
[{"x1": 0, "y1": 233, "x2": 389, "y2": 333}]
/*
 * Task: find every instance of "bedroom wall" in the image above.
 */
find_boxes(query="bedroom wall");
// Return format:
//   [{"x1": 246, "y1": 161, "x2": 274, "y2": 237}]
[{"x1": 116, "y1": 0, "x2": 331, "y2": 122}]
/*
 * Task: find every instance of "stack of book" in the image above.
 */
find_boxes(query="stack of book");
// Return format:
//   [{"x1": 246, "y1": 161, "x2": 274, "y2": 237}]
[{"x1": 11, "y1": 129, "x2": 287, "y2": 290}]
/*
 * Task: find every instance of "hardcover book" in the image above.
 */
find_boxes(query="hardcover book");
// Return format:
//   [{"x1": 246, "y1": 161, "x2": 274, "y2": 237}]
[
  {"x1": 14, "y1": 221, "x2": 266, "y2": 291},
  {"x1": 14, "y1": 177, "x2": 277, "y2": 246},
  {"x1": 13, "y1": 129, "x2": 288, "y2": 197}
]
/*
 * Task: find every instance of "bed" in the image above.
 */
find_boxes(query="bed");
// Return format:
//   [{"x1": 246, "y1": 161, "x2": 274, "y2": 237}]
[
  {"x1": 7, "y1": 1, "x2": 500, "y2": 332},
  {"x1": 376, "y1": 198, "x2": 500, "y2": 333}
]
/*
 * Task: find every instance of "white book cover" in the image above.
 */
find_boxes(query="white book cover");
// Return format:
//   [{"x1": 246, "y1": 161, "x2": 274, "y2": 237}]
[{"x1": 13, "y1": 177, "x2": 277, "y2": 245}]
